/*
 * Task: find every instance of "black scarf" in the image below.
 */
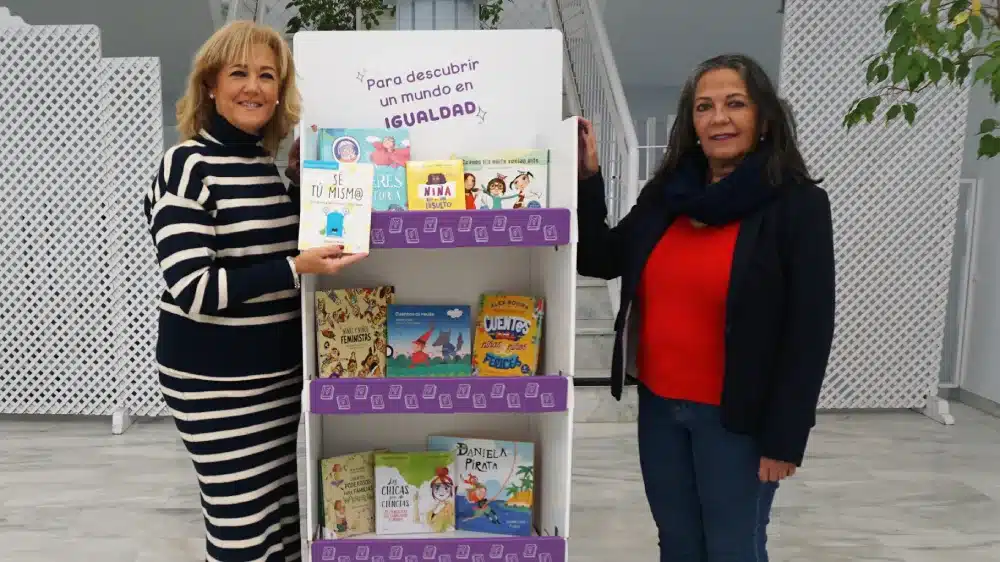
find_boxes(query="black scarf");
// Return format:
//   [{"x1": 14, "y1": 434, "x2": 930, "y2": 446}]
[{"x1": 661, "y1": 148, "x2": 779, "y2": 226}]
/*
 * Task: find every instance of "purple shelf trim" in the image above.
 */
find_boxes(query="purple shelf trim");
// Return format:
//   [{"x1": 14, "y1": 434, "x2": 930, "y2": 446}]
[
  {"x1": 311, "y1": 535, "x2": 566, "y2": 562},
  {"x1": 310, "y1": 376, "x2": 568, "y2": 415},
  {"x1": 369, "y1": 209, "x2": 570, "y2": 249}
]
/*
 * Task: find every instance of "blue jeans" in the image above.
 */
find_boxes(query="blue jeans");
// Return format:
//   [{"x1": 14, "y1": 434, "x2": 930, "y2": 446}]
[{"x1": 637, "y1": 384, "x2": 777, "y2": 562}]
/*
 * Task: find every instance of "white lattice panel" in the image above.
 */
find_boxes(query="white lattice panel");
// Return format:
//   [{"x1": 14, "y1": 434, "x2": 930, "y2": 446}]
[
  {"x1": 101, "y1": 57, "x2": 166, "y2": 417},
  {"x1": 0, "y1": 25, "x2": 116, "y2": 414},
  {"x1": 779, "y1": 0, "x2": 967, "y2": 409},
  {"x1": 0, "y1": 25, "x2": 166, "y2": 416}
]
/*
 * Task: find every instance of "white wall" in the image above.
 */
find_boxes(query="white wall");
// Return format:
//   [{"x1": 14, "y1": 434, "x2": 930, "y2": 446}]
[
  {"x1": 4, "y1": 0, "x2": 216, "y2": 143},
  {"x1": 597, "y1": 0, "x2": 784, "y2": 130}
]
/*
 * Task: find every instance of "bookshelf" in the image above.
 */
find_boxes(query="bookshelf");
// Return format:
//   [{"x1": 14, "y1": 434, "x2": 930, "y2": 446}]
[{"x1": 295, "y1": 29, "x2": 575, "y2": 562}]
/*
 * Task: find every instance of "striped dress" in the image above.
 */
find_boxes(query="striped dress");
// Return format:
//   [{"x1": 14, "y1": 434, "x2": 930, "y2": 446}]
[{"x1": 144, "y1": 111, "x2": 303, "y2": 562}]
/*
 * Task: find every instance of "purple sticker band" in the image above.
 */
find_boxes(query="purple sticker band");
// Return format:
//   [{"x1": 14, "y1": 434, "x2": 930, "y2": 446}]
[
  {"x1": 310, "y1": 375, "x2": 569, "y2": 415},
  {"x1": 369, "y1": 209, "x2": 570, "y2": 249},
  {"x1": 311, "y1": 534, "x2": 566, "y2": 562}
]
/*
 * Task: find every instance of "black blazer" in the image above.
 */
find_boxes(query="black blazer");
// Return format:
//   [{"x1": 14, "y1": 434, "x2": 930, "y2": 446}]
[{"x1": 577, "y1": 169, "x2": 836, "y2": 466}]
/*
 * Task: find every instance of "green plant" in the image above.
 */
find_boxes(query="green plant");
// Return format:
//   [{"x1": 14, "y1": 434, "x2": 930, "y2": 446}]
[
  {"x1": 843, "y1": 0, "x2": 1000, "y2": 158},
  {"x1": 285, "y1": 0, "x2": 395, "y2": 32},
  {"x1": 285, "y1": 0, "x2": 511, "y2": 33},
  {"x1": 479, "y1": 0, "x2": 512, "y2": 30}
]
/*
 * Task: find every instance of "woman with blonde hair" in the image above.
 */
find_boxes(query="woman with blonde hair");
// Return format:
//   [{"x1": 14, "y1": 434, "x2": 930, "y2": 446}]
[{"x1": 143, "y1": 21, "x2": 363, "y2": 561}]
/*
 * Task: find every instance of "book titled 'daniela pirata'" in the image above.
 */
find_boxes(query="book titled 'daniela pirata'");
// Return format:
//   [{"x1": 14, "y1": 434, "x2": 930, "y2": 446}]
[{"x1": 427, "y1": 436, "x2": 535, "y2": 536}]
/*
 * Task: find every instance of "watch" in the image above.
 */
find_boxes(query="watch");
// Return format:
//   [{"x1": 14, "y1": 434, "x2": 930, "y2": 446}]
[{"x1": 287, "y1": 255, "x2": 301, "y2": 289}]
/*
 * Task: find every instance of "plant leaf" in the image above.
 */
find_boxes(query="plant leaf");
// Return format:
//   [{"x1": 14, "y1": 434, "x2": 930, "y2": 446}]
[{"x1": 979, "y1": 118, "x2": 999, "y2": 134}]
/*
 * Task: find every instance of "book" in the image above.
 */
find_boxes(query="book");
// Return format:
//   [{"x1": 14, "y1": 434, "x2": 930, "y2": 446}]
[
  {"x1": 315, "y1": 286, "x2": 395, "y2": 379},
  {"x1": 374, "y1": 451, "x2": 456, "y2": 535},
  {"x1": 453, "y1": 149, "x2": 549, "y2": 210},
  {"x1": 426, "y1": 436, "x2": 536, "y2": 536},
  {"x1": 472, "y1": 295, "x2": 544, "y2": 377},
  {"x1": 320, "y1": 450, "x2": 379, "y2": 538},
  {"x1": 386, "y1": 305, "x2": 473, "y2": 378},
  {"x1": 298, "y1": 160, "x2": 375, "y2": 253},
  {"x1": 318, "y1": 128, "x2": 410, "y2": 211},
  {"x1": 405, "y1": 160, "x2": 464, "y2": 211}
]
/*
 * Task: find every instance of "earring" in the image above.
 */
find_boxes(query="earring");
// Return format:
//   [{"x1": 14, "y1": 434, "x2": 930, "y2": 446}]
[
  {"x1": 276, "y1": 100, "x2": 280, "y2": 106},
  {"x1": 209, "y1": 93, "x2": 214, "y2": 99}
]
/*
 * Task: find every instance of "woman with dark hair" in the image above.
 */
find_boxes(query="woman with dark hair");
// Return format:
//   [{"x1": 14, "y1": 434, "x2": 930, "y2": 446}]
[{"x1": 576, "y1": 53, "x2": 835, "y2": 560}]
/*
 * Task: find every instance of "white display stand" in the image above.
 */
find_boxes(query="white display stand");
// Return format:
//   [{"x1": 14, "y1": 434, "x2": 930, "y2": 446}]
[{"x1": 294, "y1": 29, "x2": 577, "y2": 562}]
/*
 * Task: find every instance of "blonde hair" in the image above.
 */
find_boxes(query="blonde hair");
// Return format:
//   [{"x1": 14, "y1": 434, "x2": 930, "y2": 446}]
[{"x1": 176, "y1": 20, "x2": 301, "y2": 155}]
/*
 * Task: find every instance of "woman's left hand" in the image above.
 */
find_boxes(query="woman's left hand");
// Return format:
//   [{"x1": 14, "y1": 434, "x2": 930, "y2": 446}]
[{"x1": 759, "y1": 457, "x2": 796, "y2": 482}]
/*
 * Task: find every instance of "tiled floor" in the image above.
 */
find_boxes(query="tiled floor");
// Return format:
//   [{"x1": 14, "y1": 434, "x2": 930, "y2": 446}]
[{"x1": 2, "y1": 402, "x2": 1000, "y2": 561}]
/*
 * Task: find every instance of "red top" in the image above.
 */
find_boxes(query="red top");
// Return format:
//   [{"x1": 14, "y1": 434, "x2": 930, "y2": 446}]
[{"x1": 637, "y1": 218, "x2": 741, "y2": 405}]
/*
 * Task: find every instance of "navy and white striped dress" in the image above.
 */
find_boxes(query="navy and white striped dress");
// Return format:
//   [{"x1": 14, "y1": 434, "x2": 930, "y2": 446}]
[{"x1": 144, "y1": 111, "x2": 303, "y2": 562}]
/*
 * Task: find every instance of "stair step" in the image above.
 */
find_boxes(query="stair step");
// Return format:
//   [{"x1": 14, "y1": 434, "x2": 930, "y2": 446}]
[
  {"x1": 574, "y1": 367, "x2": 611, "y2": 380},
  {"x1": 576, "y1": 318, "x2": 614, "y2": 335},
  {"x1": 576, "y1": 276, "x2": 607, "y2": 288}
]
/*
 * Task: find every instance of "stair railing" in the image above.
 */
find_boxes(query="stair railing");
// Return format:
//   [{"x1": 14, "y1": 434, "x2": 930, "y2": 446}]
[{"x1": 550, "y1": 0, "x2": 638, "y2": 315}]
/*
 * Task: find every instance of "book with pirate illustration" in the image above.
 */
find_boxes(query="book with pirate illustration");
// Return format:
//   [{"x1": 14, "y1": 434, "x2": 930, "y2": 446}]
[
  {"x1": 472, "y1": 294, "x2": 545, "y2": 377},
  {"x1": 317, "y1": 127, "x2": 411, "y2": 211},
  {"x1": 404, "y1": 159, "x2": 465, "y2": 211},
  {"x1": 426, "y1": 436, "x2": 536, "y2": 536},
  {"x1": 315, "y1": 286, "x2": 395, "y2": 379},
  {"x1": 385, "y1": 304, "x2": 472, "y2": 378},
  {"x1": 298, "y1": 159, "x2": 375, "y2": 252},
  {"x1": 452, "y1": 149, "x2": 549, "y2": 210}
]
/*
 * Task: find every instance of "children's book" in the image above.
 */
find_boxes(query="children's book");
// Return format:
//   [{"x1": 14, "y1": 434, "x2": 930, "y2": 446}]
[
  {"x1": 452, "y1": 149, "x2": 549, "y2": 210},
  {"x1": 426, "y1": 436, "x2": 535, "y2": 536},
  {"x1": 298, "y1": 160, "x2": 375, "y2": 253},
  {"x1": 320, "y1": 450, "x2": 379, "y2": 538},
  {"x1": 374, "y1": 451, "x2": 456, "y2": 535},
  {"x1": 315, "y1": 286, "x2": 395, "y2": 379},
  {"x1": 405, "y1": 160, "x2": 464, "y2": 211},
  {"x1": 386, "y1": 305, "x2": 472, "y2": 378},
  {"x1": 472, "y1": 295, "x2": 544, "y2": 377},
  {"x1": 318, "y1": 128, "x2": 410, "y2": 211}
]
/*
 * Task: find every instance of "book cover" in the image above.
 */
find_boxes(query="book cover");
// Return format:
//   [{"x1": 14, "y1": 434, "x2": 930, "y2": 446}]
[
  {"x1": 472, "y1": 295, "x2": 545, "y2": 377},
  {"x1": 318, "y1": 128, "x2": 410, "y2": 211},
  {"x1": 374, "y1": 451, "x2": 456, "y2": 535},
  {"x1": 298, "y1": 160, "x2": 375, "y2": 253},
  {"x1": 320, "y1": 450, "x2": 379, "y2": 538},
  {"x1": 426, "y1": 436, "x2": 536, "y2": 536},
  {"x1": 405, "y1": 160, "x2": 464, "y2": 211},
  {"x1": 315, "y1": 286, "x2": 395, "y2": 379},
  {"x1": 386, "y1": 305, "x2": 472, "y2": 378},
  {"x1": 453, "y1": 149, "x2": 549, "y2": 210}
]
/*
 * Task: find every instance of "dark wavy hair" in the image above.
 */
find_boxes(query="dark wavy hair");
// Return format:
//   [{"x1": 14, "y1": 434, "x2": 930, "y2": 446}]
[{"x1": 650, "y1": 53, "x2": 821, "y2": 187}]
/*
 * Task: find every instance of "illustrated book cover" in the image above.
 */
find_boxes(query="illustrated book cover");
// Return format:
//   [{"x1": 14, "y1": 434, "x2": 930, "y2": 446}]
[
  {"x1": 386, "y1": 304, "x2": 472, "y2": 378},
  {"x1": 374, "y1": 451, "x2": 456, "y2": 535},
  {"x1": 298, "y1": 160, "x2": 375, "y2": 253},
  {"x1": 320, "y1": 450, "x2": 379, "y2": 538},
  {"x1": 315, "y1": 286, "x2": 395, "y2": 379},
  {"x1": 317, "y1": 127, "x2": 410, "y2": 211},
  {"x1": 426, "y1": 436, "x2": 536, "y2": 536},
  {"x1": 405, "y1": 159, "x2": 464, "y2": 211},
  {"x1": 472, "y1": 295, "x2": 545, "y2": 377},
  {"x1": 452, "y1": 149, "x2": 549, "y2": 210}
]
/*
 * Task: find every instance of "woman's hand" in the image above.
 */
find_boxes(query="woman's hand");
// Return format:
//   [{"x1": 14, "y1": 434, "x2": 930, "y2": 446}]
[
  {"x1": 285, "y1": 136, "x2": 301, "y2": 185},
  {"x1": 294, "y1": 246, "x2": 368, "y2": 276},
  {"x1": 578, "y1": 117, "x2": 600, "y2": 180},
  {"x1": 759, "y1": 457, "x2": 796, "y2": 482}
]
